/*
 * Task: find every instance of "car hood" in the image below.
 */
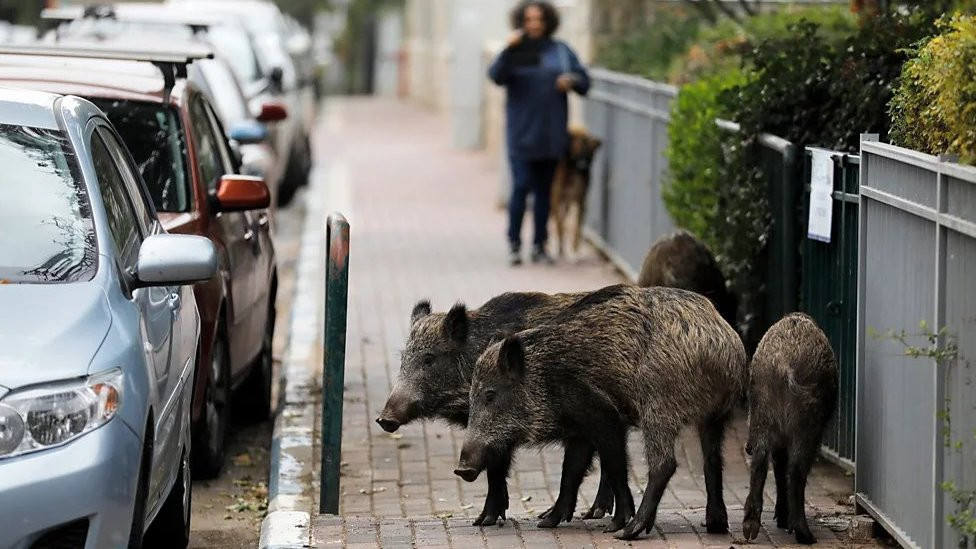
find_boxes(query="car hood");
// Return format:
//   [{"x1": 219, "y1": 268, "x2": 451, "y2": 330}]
[{"x1": 0, "y1": 282, "x2": 112, "y2": 391}]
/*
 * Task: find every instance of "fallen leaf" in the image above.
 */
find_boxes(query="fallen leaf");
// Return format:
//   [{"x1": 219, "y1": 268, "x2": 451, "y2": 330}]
[
  {"x1": 232, "y1": 453, "x2": 253, "y2": 467},
  {"x1": 461, "y1": 504, "x2": 474, "y2": 510},
  {"x1": 521, "y1": 496, "x2": 532, "y2": 502}
]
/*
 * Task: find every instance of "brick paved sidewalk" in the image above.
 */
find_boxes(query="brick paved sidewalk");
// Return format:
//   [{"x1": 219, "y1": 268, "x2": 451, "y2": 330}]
[{"x1": 309, "y1": 98, "x2": 875, "y2": 548}]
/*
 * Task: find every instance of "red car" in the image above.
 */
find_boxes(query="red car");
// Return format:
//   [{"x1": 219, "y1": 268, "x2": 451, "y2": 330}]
[{"x1": 0, "y1": 43, "x2": 278, "y2": 477}]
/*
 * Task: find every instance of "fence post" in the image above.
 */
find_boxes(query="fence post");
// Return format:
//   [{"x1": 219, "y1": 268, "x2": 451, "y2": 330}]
[{"x1": 320, "y1": 212, "x2": 350, "y2": 515}]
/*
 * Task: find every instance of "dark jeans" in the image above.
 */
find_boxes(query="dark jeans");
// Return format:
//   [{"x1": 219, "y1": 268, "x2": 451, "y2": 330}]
[{"x1": 508, "y1": 156, "x2": 558, "y2": 249}]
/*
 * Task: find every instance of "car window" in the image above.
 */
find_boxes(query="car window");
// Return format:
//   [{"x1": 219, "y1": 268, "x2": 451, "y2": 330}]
[
  {"x1": 97, "y1": 126, "x2": 154, "y2": 234},
  {"x1": 91, "y1": 99, "x2": 191, "y2": 213},
  {"x1": 0, "y1": 123, "x2": 96, "y2": 284},
  {"x1": 189, "y1": 97, "x2": 227, "y2": 192},
  {"x1": 203, "y1": 101, "x2": 236, "y2": 173},
  {"x1": 91, "y1": 131, "x2": 141, "y2": 265}
]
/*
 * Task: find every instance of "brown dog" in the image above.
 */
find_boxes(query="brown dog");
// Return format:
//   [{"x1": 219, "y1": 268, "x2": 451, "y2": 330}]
[{"x1": 550, "y1": 127, "x2": 602, "y2": 258}]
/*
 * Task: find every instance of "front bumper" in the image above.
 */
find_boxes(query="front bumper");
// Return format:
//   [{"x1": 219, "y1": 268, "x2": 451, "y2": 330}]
[{"x1": 0, "y1": 418, "x2": 142, "y2": 549}]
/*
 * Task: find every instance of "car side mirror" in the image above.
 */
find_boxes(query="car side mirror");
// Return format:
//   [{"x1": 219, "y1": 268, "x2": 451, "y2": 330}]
[
  {"x1": 229, "y1": 120, "x2": 270, "y2": 144},
  {"x1": 215, "y1": 175, "x2": 270, "y2": 212},
  {"x1": 255, "y1": 102, "x2": 288, "y2": 123},
  {"x1": 135, "y1": 234, "x2": 217, "y2": 287}
]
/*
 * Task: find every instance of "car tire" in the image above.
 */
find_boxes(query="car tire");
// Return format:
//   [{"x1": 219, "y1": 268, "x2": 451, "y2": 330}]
[
  {"x1": 279, "y1": 134, "x2": 312, "y2": 207},
  {"x1": 145, "y1": 448, "x2": 192, "y2": 548},
  {"x1": 239, "y1": 300, "x2": 275, "y2": 423},
  {"x1": 192, "y1": 330, "x2": 231, "y2": 479}
]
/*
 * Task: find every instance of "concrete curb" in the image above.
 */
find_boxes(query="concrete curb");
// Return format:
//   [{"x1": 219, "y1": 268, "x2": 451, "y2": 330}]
[{"x1": 259, "y1": 156, "x2": 330, "y2": 548}]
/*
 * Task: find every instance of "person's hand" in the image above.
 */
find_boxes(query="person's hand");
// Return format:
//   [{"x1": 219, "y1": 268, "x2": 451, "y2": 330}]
[
  {"x1": 556, "y1": 73, "x2": 576, "y2": 93},
  {"x1": 507, "y1": 30, "x2": 524, "y2": 48}
]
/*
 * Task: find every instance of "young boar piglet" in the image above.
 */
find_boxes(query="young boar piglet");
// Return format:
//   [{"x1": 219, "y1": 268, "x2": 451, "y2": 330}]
[
  {"x1": 376, "y1": 292, "x2": 614, "y2": 526},
  {"x1": 742, "y1": 313, "x2": 838, "y2": 545},
  {"x1": 455, "y1": 284, "x2": 748, "y2": 539}
]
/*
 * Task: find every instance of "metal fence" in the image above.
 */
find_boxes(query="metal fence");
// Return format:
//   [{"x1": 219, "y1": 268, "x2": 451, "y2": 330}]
[
  {"x1": 801, "y1": 149, "x2": 861, "y2": 469},
  {"x1": 583, "y1": 68, "x2": 677, "y2": 280},
  {"x1": 856, "y1": 138, "x2": 976, "y2": 549}
]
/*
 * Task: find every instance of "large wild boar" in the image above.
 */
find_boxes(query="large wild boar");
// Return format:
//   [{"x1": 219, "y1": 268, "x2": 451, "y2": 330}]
[
  {"x1": 376, "y1": 292, "x2": 615, "y2": 526},
  {"x1": 637, "y1": 230, "x2": 738, "y2": 329},
  {"x1": 455, "y1": 284, "x2": 748, "y2": 539},
  {"x1": 742, "y1": 313, "x2": 838, "y2": 545}
]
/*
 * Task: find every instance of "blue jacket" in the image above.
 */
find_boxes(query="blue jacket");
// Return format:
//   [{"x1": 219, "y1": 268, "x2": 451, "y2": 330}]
[{"x1": 488, "y1": 39, "x2": 590, "y2": 160}]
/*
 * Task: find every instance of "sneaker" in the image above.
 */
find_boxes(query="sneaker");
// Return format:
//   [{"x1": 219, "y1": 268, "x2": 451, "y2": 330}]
[
  {"x1": 509, "y1": 248, "x2": 523, "y2": 266},
  {"x1": 531, "y1": 245, "x2": 554, "y2": 265}
]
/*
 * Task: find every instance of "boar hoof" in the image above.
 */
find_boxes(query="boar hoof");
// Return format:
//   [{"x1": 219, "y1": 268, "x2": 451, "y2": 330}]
[
  {"x1": 774, "y1": 507, "x2": 789, "y2": 529},
  {"x1": 703, "y1": 518, "x2": 728, "y2": 534},
  {"x1": 538, "y1": 506, "x2": 553, "y2": 520},
  {"x1": 582, "y1": 497, "x2": 613, "y2": 519},
  {"x1": 537, "y1": 506, "x2": 572, "y2": 528},
  {"x1": 612, "y1": 520, "x2": 643, "y2": 541},
  {"x1": 793, "y1": 525, "x2": 816, "y2": 545},
  {"x1": 742, "y1": 517, "x2": 762, "y2": 541},
  {"x1": 604, "y1": 513, "x2": 628, "y2": 534},
  {"x1": 473, "y1": 505, "x2": 506, "y2": 527}
]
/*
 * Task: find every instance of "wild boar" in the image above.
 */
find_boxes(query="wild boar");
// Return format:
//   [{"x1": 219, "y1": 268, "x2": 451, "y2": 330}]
[
  {"x1": 637, "y1": 230, "x2": 738, "y2": 330},
  {"x1": 742, "y1": 313, "x2": 838, "y2": 545}
]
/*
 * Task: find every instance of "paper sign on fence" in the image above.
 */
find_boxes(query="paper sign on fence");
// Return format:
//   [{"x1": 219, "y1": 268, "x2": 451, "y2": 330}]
[{"x1": 808, "y1": 149, "x2": 834, "y2": 243}]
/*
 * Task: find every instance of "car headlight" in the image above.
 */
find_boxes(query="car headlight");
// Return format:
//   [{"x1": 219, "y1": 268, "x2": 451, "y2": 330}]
[{"x1": 0, "y1": 369, "x2": 122, "y2": 459}]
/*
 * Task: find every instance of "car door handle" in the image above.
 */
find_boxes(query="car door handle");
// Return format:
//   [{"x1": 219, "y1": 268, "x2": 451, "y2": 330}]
[
  {"x1": 167, "y1": 292, "x2": 181, "y2": 313},
  {"x1": 244, "y1": 228, "x2": 255, "y2": 241},
  {"x1": 258, "y1": 213, "x2": 270, "y2": 229}
]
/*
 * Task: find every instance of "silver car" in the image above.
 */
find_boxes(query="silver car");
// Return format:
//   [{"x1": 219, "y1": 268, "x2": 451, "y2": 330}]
[{"x1": 0, "y1": 88, "x2": 216, "y2": 548}]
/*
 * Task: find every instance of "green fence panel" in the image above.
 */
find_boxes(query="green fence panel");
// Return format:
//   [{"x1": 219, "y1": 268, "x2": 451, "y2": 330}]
[{"x1": 801, "y1": 151, "x2": 859, "y2": 468}]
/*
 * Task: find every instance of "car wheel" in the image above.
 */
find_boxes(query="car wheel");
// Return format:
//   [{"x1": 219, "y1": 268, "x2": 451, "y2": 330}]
[
  {"x1": 145, "y1": 448, "x2": 192, "y2": 548},
  {"x1": 240, "y1": 303, "x2": 275, "y2": 423},
  {"x1": 192, "y1": 331, "x2": 230, "y2": 479}
]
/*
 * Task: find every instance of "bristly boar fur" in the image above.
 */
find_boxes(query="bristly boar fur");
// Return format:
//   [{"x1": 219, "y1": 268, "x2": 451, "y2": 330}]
[
  {"x1": 742, "y1": 313, "x2": 837, "y2": 545},
  {"x1": 637, "y1": 230, "x2": 738, "y2": 330},
  {"x1": 457, "y1": 284, "x2": 748, "y2": 540},
  {"x1": 377, "y1": 291, "x2": 615, "y2": 526}
]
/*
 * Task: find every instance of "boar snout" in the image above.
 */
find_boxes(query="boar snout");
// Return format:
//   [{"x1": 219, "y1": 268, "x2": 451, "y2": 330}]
[
  {"x1": 377, "y1": 390, "x2": 421, "y2": 432},
  {"x1": 454, "y1": 440, "x2": 487, "y2": 482}
]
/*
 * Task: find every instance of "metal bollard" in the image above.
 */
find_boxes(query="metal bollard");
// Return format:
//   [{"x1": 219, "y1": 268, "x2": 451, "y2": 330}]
[{"x1": 320, "y1": 212, "x2": 350, "y2": 514}]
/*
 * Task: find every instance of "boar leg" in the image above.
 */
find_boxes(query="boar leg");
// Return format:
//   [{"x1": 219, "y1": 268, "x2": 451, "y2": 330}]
[
  {"x1": 742, "y1": 444, "x2": 768, "y2": 541},
  {"x1": 698, "y1": 413, "x2": 730, "y2": 533},
  {"x1": 474, "y1": 452, "x2": 512, "y2": 526},
  {"x1": 537, "y1": 438, "x2": 592, "y2": 528},
  {"x1": 787, "y1": 442, "x2": 817, "y2": 544},
  {"x1": 581, "y1": 466, "x2": 614, "y2": 519},
  {"x1": 772, "y1": 446, "x2": 789, "y2": 529},
  {"x1": 615, "y1": 426, "x2": 679, "y2": 540},
  {"x1": 596, "y1": 429, "x2": 635, "y2": 533}
]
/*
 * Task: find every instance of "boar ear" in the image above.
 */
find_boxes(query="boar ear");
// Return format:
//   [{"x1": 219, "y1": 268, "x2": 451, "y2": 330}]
[
  {"x1": 498, "y1": 335, "x2": 525, "y2": 380},
  {"x1": 443, "y1": 302, "x2": 468, "y2": 343},
  {"x1": 411, "y1": 300, "x2": 432, "y2": 325},
  {"x1": 488, "y1": 331, "x2": 509, "y2": 345},
  {"x1": 589, "y1": 137, "x2": 603, "y2": 152}
]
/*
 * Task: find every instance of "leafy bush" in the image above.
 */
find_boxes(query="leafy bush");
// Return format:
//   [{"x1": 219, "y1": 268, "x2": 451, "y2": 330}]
[
  {"x1": 663, "y1": 67, "x2": 745, "y2": 253},
  {"x1": 595, "y1": 8, "x2": 702, "y2": 81},
  {"x1": 667, "y1": 6, "x2": 857, "y2": 84},
  {"x1": 890, "y1": 14, "x2": 976, "y2": 163},
  {"x1": 707, "y1": 11, "x2": 937, "y2": 345}
]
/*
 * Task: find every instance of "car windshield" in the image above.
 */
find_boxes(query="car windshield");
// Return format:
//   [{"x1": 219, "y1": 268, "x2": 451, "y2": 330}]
[
  {"x1": 208, "y1": 24, "x2": 262, "y2": 85},
  {"x1": 0, "y1": 123, "x2": 96, "y2": 284},
  {"x1": 91, "y1": 99, "x2": 191, "y2": 213}
]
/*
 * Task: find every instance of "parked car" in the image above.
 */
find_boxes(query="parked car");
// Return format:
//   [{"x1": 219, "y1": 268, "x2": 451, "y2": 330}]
[
  {"x1": 166, "y1": 0, "x2": 315, "y2": 203},
  {"x1": 0, "y1": 87, "x2": 217, "y2": 548},
  {"x1": 46, "y1": 1, "x2": 312, "y2": 205},
  {"x1": 0, "y1": 43, "x2": 279, "y2": 479}
]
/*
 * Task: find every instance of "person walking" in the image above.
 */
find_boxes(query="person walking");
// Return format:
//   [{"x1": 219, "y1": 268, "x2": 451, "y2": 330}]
[{"x1": 489, "y1": 0, "x2": 590, "y2": 266}]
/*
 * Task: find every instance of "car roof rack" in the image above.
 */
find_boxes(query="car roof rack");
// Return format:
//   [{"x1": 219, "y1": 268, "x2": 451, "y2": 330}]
[
  {"x1": 0, "y1": 44, "x2": 214, "y2": 102},
  {"x1": 42, "y1": 4, "x2": 218, "y2": 35}
]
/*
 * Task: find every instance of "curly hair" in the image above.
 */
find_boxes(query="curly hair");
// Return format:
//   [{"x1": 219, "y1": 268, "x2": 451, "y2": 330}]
[{"x1": 510, "y1": 1, "x2": 560, "y2": 37}]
